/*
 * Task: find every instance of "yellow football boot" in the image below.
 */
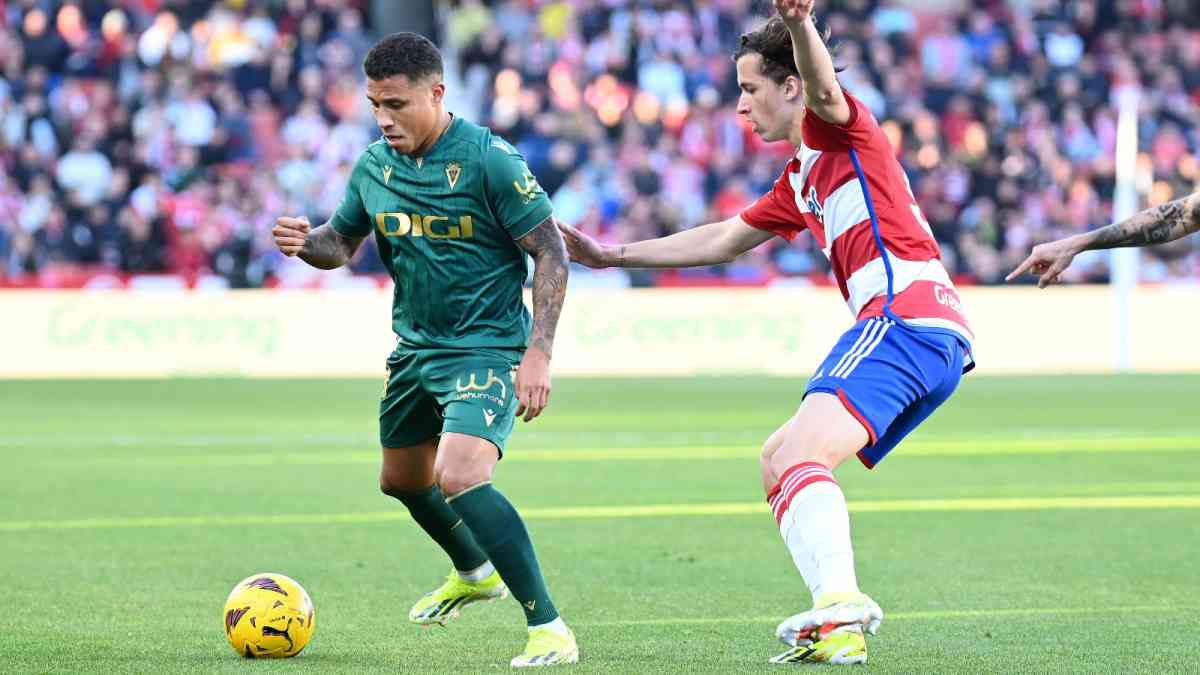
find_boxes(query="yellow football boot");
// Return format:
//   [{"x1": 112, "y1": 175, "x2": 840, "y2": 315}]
[
  {"x1": 510, "y1": 625, "x2": 579, "y2": 667},
  {"x1": 770, "y1": 624, "x2": 867, "y2": 665},
  {"x1": 408, "y1": 568, "x2": 507, "y2": 626}
]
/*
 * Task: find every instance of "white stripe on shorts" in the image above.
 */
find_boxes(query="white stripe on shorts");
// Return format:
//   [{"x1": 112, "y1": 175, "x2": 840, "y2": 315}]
[
  {"x1": 827, "y1": 318, "x2": 885, "y2": 379},
  {"x1": 832, "y1": 318, "x2": 892, "y2": 378}
]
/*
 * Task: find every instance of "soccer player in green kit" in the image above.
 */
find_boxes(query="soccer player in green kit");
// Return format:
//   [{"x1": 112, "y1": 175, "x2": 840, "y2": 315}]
[{"x1": 272, "y1": 33, "x2": 577, "y2": 667}]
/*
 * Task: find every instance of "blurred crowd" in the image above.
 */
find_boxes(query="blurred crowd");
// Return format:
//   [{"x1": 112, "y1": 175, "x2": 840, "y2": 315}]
[
  {"x1": 1, "y1": 0, "x2": 380, "y2": 288},
  {"x1": 2, "y1": 1, "x2": 1200, "y2": 288}
]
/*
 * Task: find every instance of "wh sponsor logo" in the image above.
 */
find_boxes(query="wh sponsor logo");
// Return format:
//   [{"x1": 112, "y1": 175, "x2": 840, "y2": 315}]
[
  {"x1": 456, "y1": 369, "x2": 507, "y2": 400},
  {"x1": 456, "y1": 369, "x2": 510, "y2": 408}
]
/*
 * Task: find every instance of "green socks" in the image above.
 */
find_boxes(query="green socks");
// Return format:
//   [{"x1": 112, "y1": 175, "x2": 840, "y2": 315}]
[
  {"x1": 447, "y1": 483, "x2": 559, "y2": 625},
  {"x1": 395, "y1": 484, "x2": 489, "y2": 573}
]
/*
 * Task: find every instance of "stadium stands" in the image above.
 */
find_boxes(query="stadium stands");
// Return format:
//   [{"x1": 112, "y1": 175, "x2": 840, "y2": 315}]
[{"x1": 2, "y1": 0, "x2": 1197, "y2": 288}]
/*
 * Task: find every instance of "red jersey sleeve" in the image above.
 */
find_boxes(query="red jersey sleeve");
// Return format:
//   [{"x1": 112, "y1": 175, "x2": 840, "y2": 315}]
[
  {"x1": 739, "y1": 165, "x2": 802, "y2": 241},
  {"x1": 801, "y1": 90, "x2": 876, "y2": 151}
]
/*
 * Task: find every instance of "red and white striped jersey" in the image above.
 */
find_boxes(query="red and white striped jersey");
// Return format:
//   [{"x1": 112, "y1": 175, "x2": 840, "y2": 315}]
[{"x1": 741, "y1": 91, "x2": 974, "y2": 350}]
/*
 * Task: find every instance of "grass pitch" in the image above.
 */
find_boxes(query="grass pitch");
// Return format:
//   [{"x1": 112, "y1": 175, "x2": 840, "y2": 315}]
[{"x1": 1, "y1": 375, "x2": 1198, "y2": 673}]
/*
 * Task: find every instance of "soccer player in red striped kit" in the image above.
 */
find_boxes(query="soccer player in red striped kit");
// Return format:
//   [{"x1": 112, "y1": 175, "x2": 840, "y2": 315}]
[{"x1": 559, "y1": 1, "x2": 974, "y2": 664}]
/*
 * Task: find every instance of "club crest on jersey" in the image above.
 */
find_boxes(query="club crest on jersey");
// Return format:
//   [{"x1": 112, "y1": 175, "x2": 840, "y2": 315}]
[
  {"x1": 382, "y1": 165, "x2": 392, "y2": 186},
  {"x1": 445, "y1": 161, "x2": 462, "y2": 190},
  {"x1": 806, "y1": 186, "x2": 824, "y2": 223}
]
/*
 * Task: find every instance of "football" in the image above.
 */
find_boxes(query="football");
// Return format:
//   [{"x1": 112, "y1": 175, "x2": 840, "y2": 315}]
[{"x1": 222, "y1": 573, "x2": 315, "y2": 658}]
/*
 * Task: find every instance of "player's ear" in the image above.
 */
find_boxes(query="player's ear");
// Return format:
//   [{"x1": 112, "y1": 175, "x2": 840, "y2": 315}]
[
  {"x1": 430, "y1": 80, "x2": 446, "y2": 104},
  {"x1": 782, "y1": 75, "x2": 802, "y2": 102}
]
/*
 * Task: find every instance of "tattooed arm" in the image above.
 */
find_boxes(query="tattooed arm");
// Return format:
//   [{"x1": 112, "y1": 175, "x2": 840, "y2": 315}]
[
  {"x1": 511, "y1": 215, "x2": 569, "y2": 421},
  {"x1": 273, "y1": 216, "x2": 366, "y2": 269},
  {"x1": 1007, "y1": 192, "x2": 1200, "y2": 288},
  {"x1": 1082, "y1": 194, "x2": 1200, "y2": 250}
]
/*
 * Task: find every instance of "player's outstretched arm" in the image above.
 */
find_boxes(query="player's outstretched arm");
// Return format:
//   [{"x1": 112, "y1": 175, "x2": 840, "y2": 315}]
[
  {"x1": 513, "y1": 215, "x2": 569, "y2": 422},
  {"x1": 273, "y1": 216, "x2": 366, "y2": 270},
  {"x1": 774, "y1": 0, "x2": 851, "y2": 125},
  {"x1": 1007, "y1": 192, "x2": 1200, "y2": 288},
  {"x1": 558, "y1": 216, "x2": 774, "y2": 269}
]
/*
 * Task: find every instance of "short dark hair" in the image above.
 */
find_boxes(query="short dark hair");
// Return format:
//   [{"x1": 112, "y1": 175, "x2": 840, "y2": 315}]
[
  {"x1": 363, "y1": 32, "x2": 443, "y2": 82},
  {"x1": 733, "y1": 17, "x2": 841, "y2": 84}
]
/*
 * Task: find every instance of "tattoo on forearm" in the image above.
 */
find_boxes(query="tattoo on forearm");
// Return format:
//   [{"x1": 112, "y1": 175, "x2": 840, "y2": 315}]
[
  {"x1": 1087, "y1": 195, "x2": 1200, "y2": 251},
  {"x1": 516, "y1": 217, "x2": 569, "y2": 356},
  {"x1": 300, "y1": 225, "x2": 358, "y2": 270}
]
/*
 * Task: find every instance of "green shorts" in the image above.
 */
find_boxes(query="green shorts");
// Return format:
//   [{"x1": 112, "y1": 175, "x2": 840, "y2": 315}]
[{"x1": 380, "y1": 347, "x2": 522, "y2": 453}]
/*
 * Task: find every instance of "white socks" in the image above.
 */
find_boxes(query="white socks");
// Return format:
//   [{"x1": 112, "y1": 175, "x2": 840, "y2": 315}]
[
  {"x1": 530, "y1": 616, "x2": 570, "y2": 636},
  {"x1": 458, "y1": 560, "x2": 495, "y2": 582},
  {"x1": 768, "y1": 462, "x2": 859, "y2": 601}
]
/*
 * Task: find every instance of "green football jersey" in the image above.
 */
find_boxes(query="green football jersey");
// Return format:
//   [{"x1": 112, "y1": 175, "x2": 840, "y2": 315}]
[{"x1": 331, "y1": 116, "x2": 553, "y2": 351}]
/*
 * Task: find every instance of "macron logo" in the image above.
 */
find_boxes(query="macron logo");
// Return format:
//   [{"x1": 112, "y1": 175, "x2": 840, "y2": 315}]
[{"x1": 483, "y1": 409, "x2": 497, "y2": 427}]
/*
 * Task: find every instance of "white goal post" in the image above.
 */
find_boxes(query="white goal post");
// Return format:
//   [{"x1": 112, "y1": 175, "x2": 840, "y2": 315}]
[{"x1": 1111, "y1": 89, "x2": 1141, "y2": 372}]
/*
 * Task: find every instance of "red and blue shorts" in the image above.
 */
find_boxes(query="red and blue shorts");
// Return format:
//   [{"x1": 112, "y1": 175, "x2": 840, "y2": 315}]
[{"x1": 805, "y1": 316, "x2": 971, "y2": 469}]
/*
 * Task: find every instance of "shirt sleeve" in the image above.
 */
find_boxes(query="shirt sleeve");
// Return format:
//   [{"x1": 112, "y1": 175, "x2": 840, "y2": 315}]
[
  {"x1": 483, "y1": 135, "x2": 554, "y2": 240},
  {"x1": 739, "y1": 168, "x2": 801, "y2": 241},
  {"x1": 329, "y1": 152, "x2": 374, "y2": 238},
  {"x1": 801, "y1": 90, "x2": 877, "y2": 152}
]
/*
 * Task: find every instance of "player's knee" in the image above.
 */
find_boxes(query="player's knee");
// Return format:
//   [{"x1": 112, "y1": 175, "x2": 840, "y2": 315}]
[
  {"x1": 759, "y1": 424, "x2": 789, "y2": 482},
  {"x1": 435, "y1": 464, "x2": 492, "y2": 499},
  {"x1": 759, "y1": 442, "x2": 779, "y2": 483},
  {"x1": 379, "y1": 472, "x2": 423, "y2": 500},
  {"x1": 770, "y1": 433, "x2": 843, "y2": 473}
]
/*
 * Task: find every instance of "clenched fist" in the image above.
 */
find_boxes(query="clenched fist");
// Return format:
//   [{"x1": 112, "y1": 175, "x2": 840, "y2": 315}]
[
  {"x1": 774, "y1": 0, "x2": 815, "y2": 24},
  {"x1": 273, "y1": 216, "x2": 310, "y2": 256}
]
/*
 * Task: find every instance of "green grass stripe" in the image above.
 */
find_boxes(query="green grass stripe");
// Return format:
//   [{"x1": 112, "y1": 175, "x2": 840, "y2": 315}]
[
  {"x1": 3, "y1": 495, "x2": 1198, "y2": 532},
  {"x1": 582, "y1": 605, "x2": 1179, "y2": 627},
  {"x1": 34, "y1": 434, "x2": 1200, "y2": 468},
  {"x1": 6, "y1": 431, "x2": 1200, "y2": 451},
  {"x1": 850, "y1": 495, "x2": 1200, "y2": 512}
]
